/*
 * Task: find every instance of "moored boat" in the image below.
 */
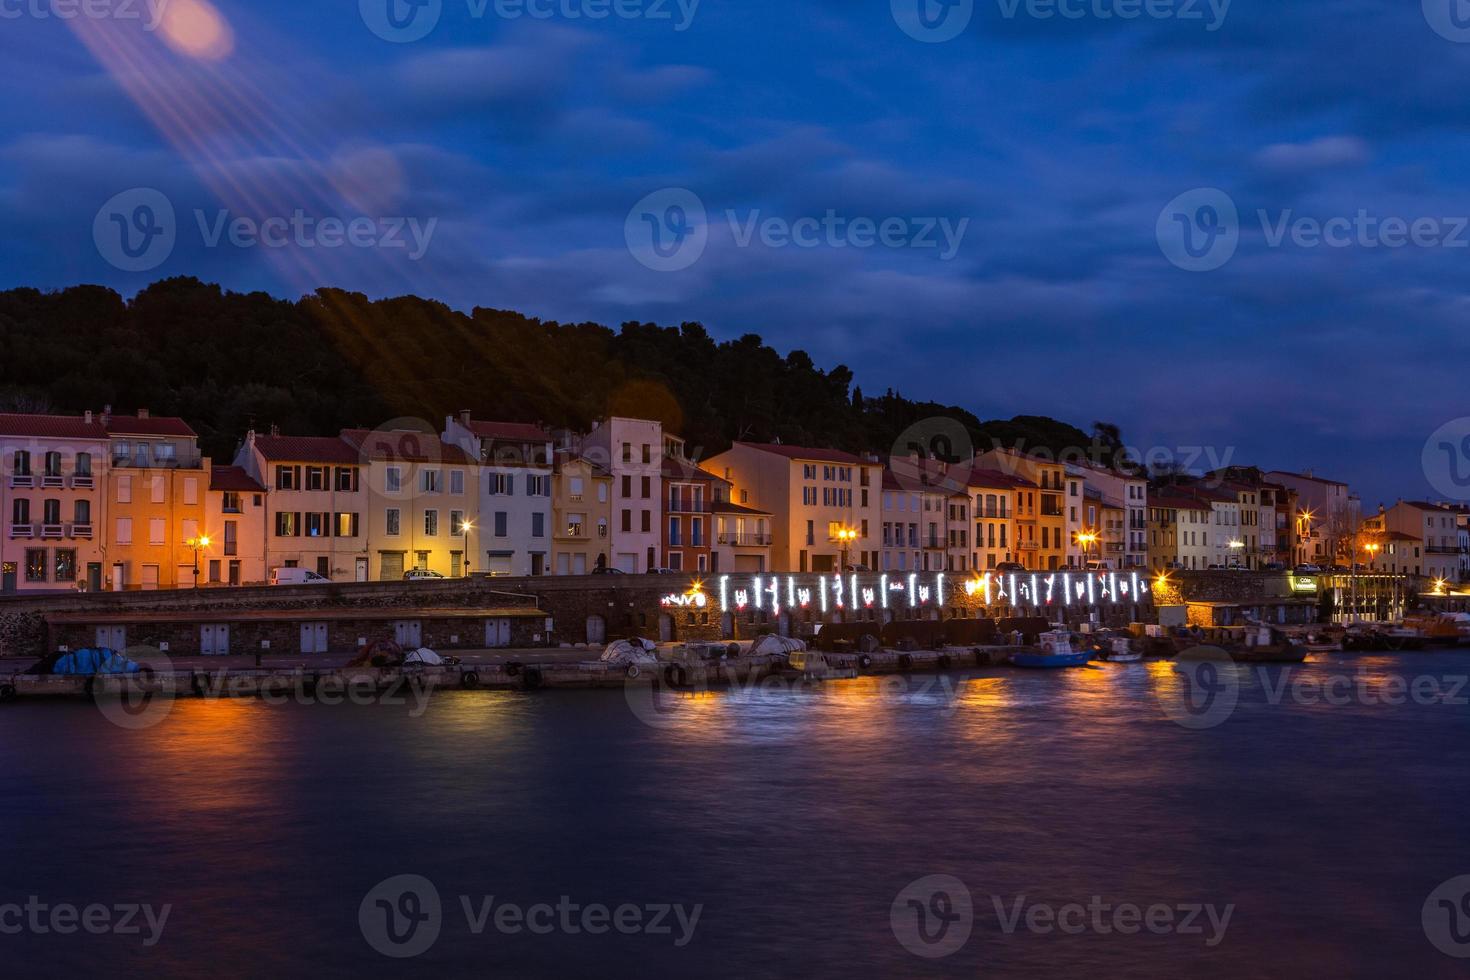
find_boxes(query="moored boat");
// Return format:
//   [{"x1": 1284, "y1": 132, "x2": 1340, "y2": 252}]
[{"x1": 1011, "y1": 630, "x2": 1093, "y2": 669}]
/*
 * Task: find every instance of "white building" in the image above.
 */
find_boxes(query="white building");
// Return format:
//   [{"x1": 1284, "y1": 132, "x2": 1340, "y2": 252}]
[
  {"x1": 443, "y1": 414, "x2": 554, "y2": 576},
  {"x1": 580, "y1": 417, "x2": 663, "y2": 573}
]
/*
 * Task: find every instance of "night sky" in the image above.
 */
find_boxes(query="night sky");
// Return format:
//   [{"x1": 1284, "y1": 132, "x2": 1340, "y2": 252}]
[{"x1": 4, "y1": 0, "x2": 1469, "y2": 506}]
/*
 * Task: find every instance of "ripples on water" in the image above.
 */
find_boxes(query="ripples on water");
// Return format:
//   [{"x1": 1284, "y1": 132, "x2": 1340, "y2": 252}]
[{"x1": 2, "y1": 651, "x2": 1467, "y2": 978}]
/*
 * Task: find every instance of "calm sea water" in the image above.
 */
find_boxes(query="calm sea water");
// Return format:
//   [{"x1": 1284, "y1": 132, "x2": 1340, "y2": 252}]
[{"x1": 2, "y1": 651, "x2": 1468, "y2": 978}]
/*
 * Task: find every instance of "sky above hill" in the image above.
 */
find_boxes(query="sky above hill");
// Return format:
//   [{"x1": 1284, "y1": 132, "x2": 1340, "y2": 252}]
[{"x1": 4, "y1": 0, "x2": 1470, "y2": 508}]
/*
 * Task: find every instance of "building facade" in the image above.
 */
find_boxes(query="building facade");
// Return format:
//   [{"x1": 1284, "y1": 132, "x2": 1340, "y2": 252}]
[
  {"x1": 443, "y1": 415, "x2": 554, "y2": 577},
  {"x1": 582, "y1": 418, "x2": 664, "y2": 573},
  {"x1": 551, "y1": 450, "x2": 612, "y2": 576}
]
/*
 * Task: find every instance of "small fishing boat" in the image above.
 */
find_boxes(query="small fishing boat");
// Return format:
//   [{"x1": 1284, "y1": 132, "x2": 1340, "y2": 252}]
[
  {"x1": 1011, "y1": 630, "x2": 1092, "y2": 669},
  {"x1": 1088, "y1": 632, "x2": 1142, "y2": 663}
]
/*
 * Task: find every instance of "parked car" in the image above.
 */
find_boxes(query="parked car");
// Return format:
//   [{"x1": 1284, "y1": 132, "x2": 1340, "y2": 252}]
[
  {"x1": 1293, "y1": 563, "x2": 1322, "y2": 574},
  {"x1": 403, "y1": 568, "x2": 444, "y2": 581},
  {"x1": 995, "y1": 561, "x2": 1027, "y2": 573},
  {"x1": 1164, "y1": 561, "x2": 1185, "y2": 570},
  {"x1": 1084, "y1": 559, "x2": 1116, "y2": 571},
  {"x1": 591, "y1": 566, "x2": 625, "y2": 575},
  {"x1": 270, "y1": 567, "x2": 330, "y2": 586},
  {"x1": 1263, "y1": 561, "x2": 1286, "y2": 572}
]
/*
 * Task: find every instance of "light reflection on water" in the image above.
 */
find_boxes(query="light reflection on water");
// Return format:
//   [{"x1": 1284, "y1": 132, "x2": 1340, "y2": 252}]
[{"x1": 0, "y1": 651, "x2": 1466, "y2": 978}]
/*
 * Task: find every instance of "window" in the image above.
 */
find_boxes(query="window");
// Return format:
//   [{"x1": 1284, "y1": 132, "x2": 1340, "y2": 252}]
[
  {"x1": 569, "y1": 477, "x2": 584, "y2": 498},
  {"x1": 222, "y1": 491, "x2": 242, "y2": 513},
  {"x1": 621, "y1": 475, "x2": 632, "y2": 498},
  {"x1": 149, "y1": 475, "x2": 165, "y2": 504},
  {"x1": 76, "y1": 453, "x2": 91, "y2": 477},
  {"x1": 489, "y1": 473, "x2": 512, "y2": 495},
  {"x1": 183, "y1": 477, "x2": 198, "y2": 506},
  {"x1": 182, "y1": 518, "x2": 199, "y2": 543},
  {"x1": 567, "y1": 513, "x2": 585, "y2": 536},
  {"x1": 691, "y1": 517, "x2": 703, "y2": 546},
  {"x1": 42, "y1": 499, "x2": 60, "y2": 525},
  {"x1": 450, "y1": 510, "x2": 465, "y2": 536},
  {"x1": 224, "y1": 520, "x2": 238, "y2": 556},
  {"x1": 13, "y1": 450, "x2": 31, "y2": 476},
  {"x1": 386, "y1": 466, "x2": 402, "y2": 493},
  {"x1": 532, "y1": 513, "x2": 545, "y2": 537},
  {"x1": 386, "y1": 509, "x2": 401, "y2": 535},
  {"x1": 494, "y1": 512, "x2": 508, "y2": 537},
  {"x1": 335, "y1": 512, "x2": 359, "y2": 537},
  {"x1": 642, "y1": 444, "x2": 651, "y2": 464},
  {"x1": 44, "y1": 451, "x2": 61, "y2": 477},
  {"x1": 276, "y1": 465, "x2": 300, "y2": 491},
  {"x1": 641, "y1": 510, "x2": 651, "y2": 533},
  {"x1": 527, "y1": 475, "x2": 549, "y2": 496},
  {"x1": 669, "y1": 517, "x2": 682, "y2": 546},
  {"x1": 450, "y1": 470, "x2": 465, "y2": 495},
  {"x1": 54, "y1": 550, "x2": 76, "y2": 582},
  {"x1": 622, "y1": 443, "x2": 632, "y2": 463},
  {"x1": 415, "y1": 551, "x2": 430, "y2": 570},
  {"x1": 208, "y1": 559, "x2": 221, "y2": 584},
  {"x1": 621, "y1": 510, "x2": 632, "y2": 533},
  {"x1": 335, "y1": 467, "x2": 359, "y2": 491},
  {"x1": 421, "y1": 470, "x2": 442, "y2": 493},
  {"x1": 306, "y1": 466, "x2": 326, "y2": 491},
  {"x1": 116, "y1": 475, "x2": 131, "y2": 503},
  {"x1": 73, "y1": 500, "x2": 90, "y2": 524},
  {"x1": 115, "y1": 517, "x2": 131, "y2": 544},
  {"x1": 306, "y1": 512, "x2": 326, "y2": 537},
  {"x1": 424, "y1": 510, "x2": 439, "y2": 536},
  {"x1": 148, "y1": 518, "x2": 165, "y2": 545},
  {"x1": 641, "y1": 476, "x2": 651, "y2": 498},
  {"x1": 25, "y1": 549, "x2": 46, "y2": 582},
  {"x1": 275, "y1": 512, "x2": 299, "y2": 537}
]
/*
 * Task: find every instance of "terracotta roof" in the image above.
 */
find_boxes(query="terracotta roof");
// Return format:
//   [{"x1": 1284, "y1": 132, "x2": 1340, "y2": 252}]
[
  {"x1": 0, "y1": 413, "x2": 108, "y2": 440},
  {"x1": 208, "y1": 465, "x2": 264, "y2": 492},
  {"x1": 963, "y1": 466, "x2": 1036, "y2": 490},
  {"x1": 662, "y1": 457, "x2": 724, "y2": 482},
  {"x1": 710, "y1": 500, "x2": 772, "y2": 516},
  {"x1": 1151, "y1": 488, "x2": 1211, "y2": 509},
  {"x1": 1399, "y1": 501, "x2": 1455, "y2": 513},
  {"x1": 465, "y1": 420, "x2": 551, "y2": 443},
  {"x1": 252, "y1": 435, "x2": 361, "y2": 464},
  {"x1": 735, "y1": 442, "x2": 866, "y2": 465},
  {"x1": 105, "y1": 414, "x2": 195, "y2": 437},
  {"x1": 341, "y1": 429, "x2": 475, "y2": 465}
]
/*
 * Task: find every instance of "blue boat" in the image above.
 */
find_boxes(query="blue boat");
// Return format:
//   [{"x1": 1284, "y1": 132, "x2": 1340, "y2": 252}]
[{"x1": 1010, "y1": 631, "x2": 1093, "y2": 669}]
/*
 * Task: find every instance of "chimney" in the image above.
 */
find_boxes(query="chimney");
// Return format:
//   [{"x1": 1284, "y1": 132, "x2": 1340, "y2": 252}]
[
  {"x1": 83, "y1": 410, "x2": 93, "y2": 424},
  {"x1": 137, "y1": 408, "x2": 149, "y2": 419},
  {"x1": 102, "y1": 404, "x2": 112, "y2": 426},
  {"x1": 460, "y1": 409, "x2": 471, "y2": 425},
  {"x1": 270, "y1": 424, "x2": 280, "y2": 437}
]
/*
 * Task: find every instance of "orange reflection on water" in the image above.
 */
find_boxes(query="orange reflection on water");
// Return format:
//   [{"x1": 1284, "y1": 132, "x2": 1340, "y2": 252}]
[{"x1": 126, "y1": 698, "x2": 281, "y2": 815}]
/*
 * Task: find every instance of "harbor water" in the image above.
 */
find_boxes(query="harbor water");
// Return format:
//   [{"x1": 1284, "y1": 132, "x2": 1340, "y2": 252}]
[{"x1": 2, "y1": 650, "x2": 1468, "y2": 977}]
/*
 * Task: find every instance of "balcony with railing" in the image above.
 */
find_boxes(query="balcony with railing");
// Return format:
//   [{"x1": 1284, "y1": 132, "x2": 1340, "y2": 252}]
[
  {"x1": 69, "y1": 523, "x2": 94, "y2": 539},
  {"x1": 8, "y1": 523, "x2": 34, "y2": 538},
  {"x1": 40, "y1": 524, "x2": 63, "y2": 539},
  {"x1": 718, "y1": 532, "x2": 771, "y2": 547},
  {"x1": 40, "y1": 473, "x2": 65, "y2": 488},
  {"x1": 70, "y1": 474, "x2": 94, "y2": 489},
  {"x1": 9, "y1": 474, "x2": 33, "y2": 489},
  {"x1": 1425, "y1": 545, "x2": 1462, "y2": 555},
  {"x1": 1018, "y1": 540, "x2": 1039, "y2": 550},
  {"x1": 110, "y1": 451, "x2": 204, "y2": 470}
]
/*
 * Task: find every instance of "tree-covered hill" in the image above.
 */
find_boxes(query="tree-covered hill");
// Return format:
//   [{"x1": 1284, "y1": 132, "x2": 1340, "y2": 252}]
[{"x1": 0, "y1": 278, "x2": 1126, "y2": 467}]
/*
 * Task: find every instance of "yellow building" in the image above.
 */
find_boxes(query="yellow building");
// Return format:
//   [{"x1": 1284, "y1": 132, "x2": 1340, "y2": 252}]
[
  {"x1": 977, "y1": 448, "x2": 1067, "y2": 571},
  {"x1": 103, "y1": 411, "x2": 211, "y2": 590},
  {"x1": 552, "y1": 450, "x2": 613, "y2": 575}
]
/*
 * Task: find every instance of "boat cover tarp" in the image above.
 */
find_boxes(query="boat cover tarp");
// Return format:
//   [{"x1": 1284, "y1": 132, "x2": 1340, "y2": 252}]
[
  {"x1": 748, "y1": 634, "x2": 806, "y2": 657},
  {"x1": 28, "y1": 647, "x2": 142, "y2": 675},
  {"x1": 600, "y1": 638, "x2": 659, "y2": 664},
  {"x1": 403, "y1": 647, "x2": 444, "y2": 665}
]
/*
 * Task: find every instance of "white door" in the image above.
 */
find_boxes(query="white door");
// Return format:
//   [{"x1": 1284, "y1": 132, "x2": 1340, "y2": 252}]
[
  {"x1": 355, "y1": 558, "x2": 369, "y2": 582},
  {"x1": 201, "y1": 624, "x2": 230, "y2": 655},
  {"x1": 95, "y1": 626, "x2": 126, "y2": 650},
  {"x1": 300, "y1": 623, "x2": 328, "y2": 654},
  {"x1": 394, "y1": 620, "x2": 422, "y2": 647},
  {"x1": 572, "y1": 554, "x2": 587, "y2": 575},
  {"x1": 616, "y1": 553, "x2": 637, "y2": 573},
  {"x1": 110, "y1": 563, "x2": 125, "y2": 592},
  {"x1": 485, "y1": 618, "x2": 512, "y2": 648},
  {"x1": 586, "y1": 615, "x2": 606, "y2": 644}
]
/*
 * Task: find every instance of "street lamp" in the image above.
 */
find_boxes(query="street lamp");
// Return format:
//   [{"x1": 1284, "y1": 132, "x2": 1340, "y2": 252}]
[
  {"x1": 834, "y1": 526, "x2": 858, "y2": 571},
  {"x1": 459, "y1": 519, "x2": 475, "y2": 577},
  {"x1": 187, "y1": 534, "x2": 211, "y2": 588},
  {"x1": 1077, "y1": 530, "x2": 1098, "y2": 567},
  {"x1": 1229, "y1": 539, "x2": 1244, "y2": 569}
]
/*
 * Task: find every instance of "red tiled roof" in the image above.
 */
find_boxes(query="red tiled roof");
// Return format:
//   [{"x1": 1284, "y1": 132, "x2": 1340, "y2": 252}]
[
  {"x1": 1399, "y1": 501, "x2": 1454, "y2": 513},
  {"x1": 662, "y1": 457, "x2": 724, "y2": 482},
  {"x1": 252, "y1": 435, "x2": 361, "y2": 464},
  {"x1": 341, "y1": 429, "x2": 475, "y2": 465},
  {"x1": 711, "y1": 500, "x2": 772, "y2": 516},
  {"x1": 963, "y1": 466, "x2": 1035, "y2": 490},
  {"x1": 105, "y1": 414, "x2": 195, "y2": 437},
  {"x1": 465, "y1": 420, "x2": 551, "y2": 443},
  {"x1": 0, "y1": 413, "x2": 108, "y2": 440},
  {"x1": 208, "y1": 465, "x2": 264, "y2": 492},
  {"x1": 735, "y1": 442, "x2": 866, "y2": 465}
]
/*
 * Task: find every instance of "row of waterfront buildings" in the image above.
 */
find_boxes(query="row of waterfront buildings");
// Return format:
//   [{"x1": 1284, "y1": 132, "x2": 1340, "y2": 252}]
[{"x1": 0, "y1": 409, "x2": 1463, "y2": 592}]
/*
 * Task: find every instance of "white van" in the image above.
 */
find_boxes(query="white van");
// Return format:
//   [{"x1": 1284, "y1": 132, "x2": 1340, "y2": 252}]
[
  {"x1": 1084, "y1": 559, "x2": 1116, "y2": 571},
  {"x1": 270, "y1": 567, "x2": 330, "y2": 586}
]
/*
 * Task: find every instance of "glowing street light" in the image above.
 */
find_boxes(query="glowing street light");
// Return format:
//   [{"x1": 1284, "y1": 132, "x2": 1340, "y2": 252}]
[{"x1": 186, "y1": 534, "x2": 211, "y2": 588}]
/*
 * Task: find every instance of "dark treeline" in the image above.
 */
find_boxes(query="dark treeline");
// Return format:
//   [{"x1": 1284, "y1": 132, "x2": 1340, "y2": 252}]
[{"x1": 0, "y1": 277, "x2": 1126, "y2": 467}]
